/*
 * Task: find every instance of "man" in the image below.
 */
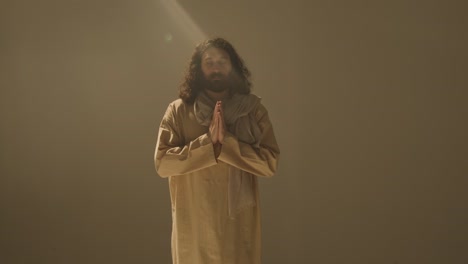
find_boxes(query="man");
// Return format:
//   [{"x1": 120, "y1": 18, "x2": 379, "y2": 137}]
[{"x1": 154, "y1": 37, "x2": 280, "y2": 264}]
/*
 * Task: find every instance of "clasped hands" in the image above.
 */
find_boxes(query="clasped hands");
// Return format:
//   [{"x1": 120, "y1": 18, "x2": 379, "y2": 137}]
[{"x1": 209, "y1": 101, "x2": 226, "y2": 145}]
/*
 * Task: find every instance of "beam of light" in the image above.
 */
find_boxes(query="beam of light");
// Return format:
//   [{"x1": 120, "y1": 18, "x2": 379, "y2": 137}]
[{"x1": 160, "y1": 0, "x2": 207, "y2": 44}]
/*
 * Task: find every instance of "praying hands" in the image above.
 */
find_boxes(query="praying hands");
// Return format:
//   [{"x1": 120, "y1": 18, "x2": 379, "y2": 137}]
[
  {"x1": 209, "y1": 101, "x2": 226, "y2": 144},
  {"x1": 209, "y1": 101, "x2": 226, "y2": 158}
]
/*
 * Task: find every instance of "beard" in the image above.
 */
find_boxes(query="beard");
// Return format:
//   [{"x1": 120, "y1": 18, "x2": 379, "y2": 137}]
[{"x1": 201, "y1": 72, "x2": 238, "y2": 93}]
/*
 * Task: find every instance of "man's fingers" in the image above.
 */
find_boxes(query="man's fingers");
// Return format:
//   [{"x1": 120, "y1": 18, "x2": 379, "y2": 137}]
[
  {"x1": 210, "y1": 101, "x2": 223, "y2": 144},
  {"x1": 210, "y1": 105, "x2": 219, "y2": 144},
  {"x1": 212, "y1": 103, "x2": 218, "y2": 119},
  {"x1": 218, "y1": 101, "x2": 224, "y2": 115},
  {"x1": 217, "y1": 111, "x2": 225, "y2": 143}
]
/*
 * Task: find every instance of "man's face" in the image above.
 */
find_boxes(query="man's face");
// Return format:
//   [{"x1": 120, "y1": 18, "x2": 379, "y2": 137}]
[{"x1": 200, "y1": 47, "x2": 233, "y2": 93}]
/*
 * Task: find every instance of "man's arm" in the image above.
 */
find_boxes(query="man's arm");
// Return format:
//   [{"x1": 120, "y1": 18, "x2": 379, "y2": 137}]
[
  {"x1": 154, "y1": 103, "x2": 217, "y2": 178},
  {"x1": 217, "y1": 103, "x2": 280, "y2": 177}
]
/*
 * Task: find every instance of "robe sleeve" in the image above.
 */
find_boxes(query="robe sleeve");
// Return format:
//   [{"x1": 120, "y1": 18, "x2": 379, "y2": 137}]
[
  {"x1": 217, "y1": 103, "x2": 280, "y2": 177},
  {"x1": 154, "y1": 103, "x2": 217, "y2": 178}
]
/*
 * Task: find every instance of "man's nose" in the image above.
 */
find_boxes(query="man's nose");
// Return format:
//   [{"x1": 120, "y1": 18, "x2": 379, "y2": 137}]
[{"x1": 213, "y1": 62, "x2": 223, "y2": 70}]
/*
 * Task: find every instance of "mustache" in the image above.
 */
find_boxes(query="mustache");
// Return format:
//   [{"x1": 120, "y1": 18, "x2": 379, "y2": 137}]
[{"x1": 208, "y1": 73, "x2": 226, "y2": 80}]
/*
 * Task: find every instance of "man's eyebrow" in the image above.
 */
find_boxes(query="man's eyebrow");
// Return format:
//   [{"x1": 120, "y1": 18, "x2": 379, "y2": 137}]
[{"x1": 203, "y1": 54, "x2": 229, "y2": 61}]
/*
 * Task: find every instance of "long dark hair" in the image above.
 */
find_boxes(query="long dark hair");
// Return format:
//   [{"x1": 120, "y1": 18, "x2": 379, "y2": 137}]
[{"x1": 179, "y1": 38, "x2": 252, "y2": 104}]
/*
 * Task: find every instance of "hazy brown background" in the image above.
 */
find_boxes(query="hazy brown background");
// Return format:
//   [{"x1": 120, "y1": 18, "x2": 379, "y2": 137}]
[{"x1": 1, "y1": 0, "x2": 467, "y2": 263}]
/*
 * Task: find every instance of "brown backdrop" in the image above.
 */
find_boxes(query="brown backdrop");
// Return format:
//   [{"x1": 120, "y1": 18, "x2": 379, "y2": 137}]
[{"x1": 1, "y1": 0, "x2": 467, "y2": 263}]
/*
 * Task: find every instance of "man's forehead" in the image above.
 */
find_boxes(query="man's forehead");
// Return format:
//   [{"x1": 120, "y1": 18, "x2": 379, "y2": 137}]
[{"x1": 202, "y1": 47, "x2": 230, "y2": 60}]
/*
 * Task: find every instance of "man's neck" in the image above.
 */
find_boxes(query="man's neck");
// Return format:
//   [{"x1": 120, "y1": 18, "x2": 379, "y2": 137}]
[{"x1": 204, "y1": 89, "x2": 229, "y2": 102}]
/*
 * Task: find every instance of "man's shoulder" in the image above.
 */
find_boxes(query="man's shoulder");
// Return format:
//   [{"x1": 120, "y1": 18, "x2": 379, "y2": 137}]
[
  {"x1": 246, "y1": 94, "x2": 272, "y2": 120},
  {"x1": 246, "y1": 93, "x2": 261, "y2": 101},
  {"x1": 168, "y1": 98, "x2": 184, "y2": 108},
  {"x1": 166, "y1": 98, "x2": 192, "y2": 111},
  {"x1": 247, "y1": 93, "x2": 267, "y2": 112},
  {"x1": 163, "y1": 98, "x2": 191, "y2": 119}
]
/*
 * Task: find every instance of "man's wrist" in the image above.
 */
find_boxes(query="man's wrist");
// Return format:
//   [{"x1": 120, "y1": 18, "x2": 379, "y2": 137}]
[{"x1": 213, "y1": 142, "x2": 222, "y2": 159}]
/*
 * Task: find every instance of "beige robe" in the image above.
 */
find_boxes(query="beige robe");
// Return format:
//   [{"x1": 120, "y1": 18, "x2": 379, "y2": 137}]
[{"x1": 154, "y1": 98, "x2": 280, "y2": 264}]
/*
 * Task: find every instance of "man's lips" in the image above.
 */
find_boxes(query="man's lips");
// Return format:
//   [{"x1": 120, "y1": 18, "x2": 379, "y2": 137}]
[{"x1": 210, "y1": 74, "x2": 224, "y2": 81}]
